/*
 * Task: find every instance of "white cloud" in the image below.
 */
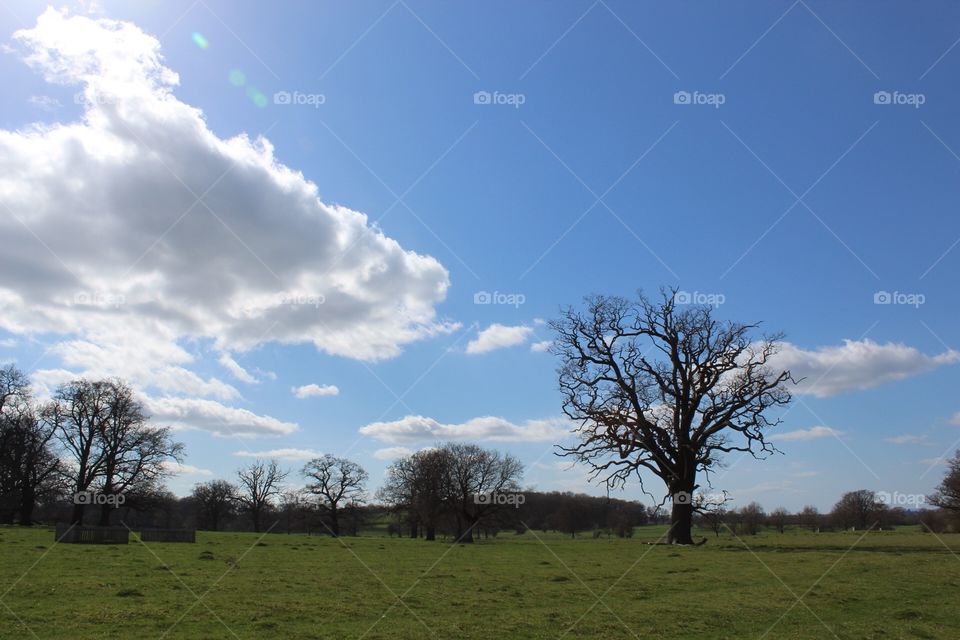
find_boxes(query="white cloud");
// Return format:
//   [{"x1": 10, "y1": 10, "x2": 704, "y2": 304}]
[
  {"x1": 0, "y1": 338, "x2": 16, "y2": 348},
  {"x1": 218, "y1": 353, "x2": 258, "y2": 384},
  {"x1": 530, "y1": 340, "x2": 552, "y2": 353},
  {"x1": 292, "y1": 383, "x2": 339, "y2": 399},
  {"x1": 144, "y1": 396, "x2": 297, "y2": 438},
  {"x1": 360, "y1": 415, "x2": 568, "y2": 444},
  {"x1": 466, "y1": 324, "x2": 533, "y2": 355},
  {"x1": 773, "y1": 339, "x2": 960, "y2": 397},
  {"x1": 772, "y1": 426, "x2": 841, "y2": 442},
  {"x1": 233, "y1": 448, "x2": 322, "y2": 461},
  {"x1": 162, "y1": 461, "x2": 213, "y2": 476},
  {"x1": 951, "y1": 412, "x2": 960, "y2": 426},
  {"x1": 373, "y1": 446, "x2": 414, "y2": 460},
  {"x1": 39, "y1": 335, "x2": 239, "y2": 400},
  {"x1": 0, "y1": 8, "x2": 455, "y2": 375},
  {"x1": 884, "y1": 434, "x2": 928, "y2": 445}
]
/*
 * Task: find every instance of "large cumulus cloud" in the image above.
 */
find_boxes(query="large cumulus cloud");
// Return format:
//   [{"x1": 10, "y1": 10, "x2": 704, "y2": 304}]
[
  {"x1": 1, "y1": 8, "x2": 454, "y2": 362},
  {"x1": 0, "y1": 9, "x2": 455, "y2": 436}
]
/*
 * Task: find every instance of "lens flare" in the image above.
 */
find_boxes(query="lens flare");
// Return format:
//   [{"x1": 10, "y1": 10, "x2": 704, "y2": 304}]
[
  {"x1": 228, "y1": 69, "x2": 246, "y2": 87},
  {"x1": 246, "y1": 86, "x2": 268, "y2": 108},
  {"x1": 191, "y1": 32, "x2": 209, "y2": 49}
]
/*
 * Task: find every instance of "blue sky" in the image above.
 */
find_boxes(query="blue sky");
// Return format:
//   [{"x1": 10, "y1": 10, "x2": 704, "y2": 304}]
[{"x1": 1, "y1": 0, "x2": 959, "y2": 511}]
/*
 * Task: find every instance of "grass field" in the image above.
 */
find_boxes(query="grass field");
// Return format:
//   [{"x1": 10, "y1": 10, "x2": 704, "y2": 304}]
[{"x1": 1, "y1": 525, "x2": 958, "y2": 639}]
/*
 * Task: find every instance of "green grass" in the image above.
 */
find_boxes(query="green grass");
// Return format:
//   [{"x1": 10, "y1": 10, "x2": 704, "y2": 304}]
[{"x1": 1, "y1": 525, "x2": 958, "y2": 639}]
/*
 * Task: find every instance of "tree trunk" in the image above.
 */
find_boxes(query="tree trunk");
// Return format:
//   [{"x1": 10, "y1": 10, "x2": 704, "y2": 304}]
[
  {"x1": 667, "y1": 500, "x2": 694, "y2": 544},
  {"x1": 329, "y1": 505, "x2": 339, "y2": 537},
  {"x1": 18, "y1": 497, "x2": 35, "y2": 526},
  {"x1": 457, "y1": 513, "x2": 475, "y2": 543},
  {"x1": 425, "y1": 526, "x2": 436, "y2": 541},
  {"x1": 71, "y1": 503, "x2": 85, "y2": 525},
  {"x1": 98, "y1": 504, "x2": 113, "y2": 526}
]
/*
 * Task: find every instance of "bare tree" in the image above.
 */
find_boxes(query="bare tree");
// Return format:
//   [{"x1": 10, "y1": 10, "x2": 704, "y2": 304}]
[
  {"x1": 303, "y1": 455, "x2": 367, "y2": 537},
  {"x1": 831, "y1": 490, "x2": 884, "y2": 531},
  {"x1": 442, "y1": 443, "x2": 523, "y2": 543},
  {"x1": 94, "y1": 381, "x2": 183, "y2": 525},
  {"x1": 701, "y1": 507, "x2": 726, "y2": 538},
  {"x1": 798, "y1": 504, "x2": 821, "y2": 530},
  {"x1": 737, "y1": 502, "x2": 765, "y2": 535},
  {"x1": 44, "y1": 380, "x2": 115, "y2": 524},
  {"x1": 379, "y1": 448, "x2": 451, "y2": 540},
  {"x1": 192, "y1": 479, "x2": 236, "y2": 531},
  {"x1": 769, "y1": 507, "x2": 790, "y2": 533},
  {"x1": 236, "y1": 459, "x2": 287, "y2": 532},
  {"x1": 552, "y1": 290, "x2": 793, "y2": 544},
  {"x1": 929, "y1": 450, "x2": 960, "y2": 512},
  {"x1": 43, "y1": 379, "x2": 182, "y2": 526}
]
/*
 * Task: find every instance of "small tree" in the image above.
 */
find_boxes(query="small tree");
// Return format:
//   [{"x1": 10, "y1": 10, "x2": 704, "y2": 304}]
[
  {"x1": 702, "y1": 507, "x2": 726, "y2": 538},
  {"x1": 831, "y1": 490, "x2": 884, "y2": 531},
  {"x1": 192, "y1": 480, "x2": 236, "y2": 531},
  {"x1": 929, "y1": 450, "x2": 960, "y2": 512},
  {"x1": 738, "y1": 502, "x2": 765, "y2": 535},
  {"x1": 769, "y1": 507, "x2": 790, "y2": 533},
  {"x1": 798, "y1": 505, "x2": 820, "y2": 530},
  {"x1": 303, "y1": 455, "x2": 367, "y2": 537},
  {"x1": 236, "y1": 459, "x2": 287, "y2": 532}
]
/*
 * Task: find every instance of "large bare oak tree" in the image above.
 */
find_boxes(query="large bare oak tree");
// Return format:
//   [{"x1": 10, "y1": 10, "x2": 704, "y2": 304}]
[{"x1": 552, "y1": 289, "x2": 793, "y2": 544}]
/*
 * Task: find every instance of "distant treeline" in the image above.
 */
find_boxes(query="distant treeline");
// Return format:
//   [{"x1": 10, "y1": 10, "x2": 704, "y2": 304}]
[{"x1": 3, "y1": 363, "x2": 959, "y2": 538}]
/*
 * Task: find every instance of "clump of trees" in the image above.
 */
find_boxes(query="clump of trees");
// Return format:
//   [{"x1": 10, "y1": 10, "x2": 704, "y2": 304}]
[
  {"x1": 192, "y1": 455, "x2": 370, "y2": 537},
  {"x1": 830, "y1": 489, "x2": 887, "y2": 531},
  {"x1": 379, "y1": 443, "x2": 522, "y2": 543},
  {"x1": 0, "y1": 366, "x2": 183, "y2": 526}
]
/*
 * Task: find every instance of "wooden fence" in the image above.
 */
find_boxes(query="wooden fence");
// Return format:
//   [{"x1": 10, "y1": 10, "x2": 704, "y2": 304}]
[{"x1": 54, "y1": 523, "x2": 129, "y2": 544}]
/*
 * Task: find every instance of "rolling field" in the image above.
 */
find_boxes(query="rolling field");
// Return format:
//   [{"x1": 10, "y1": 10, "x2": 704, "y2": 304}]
[{"x1": 1, "y1": 525, "x2": 958, "y2": 639}]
